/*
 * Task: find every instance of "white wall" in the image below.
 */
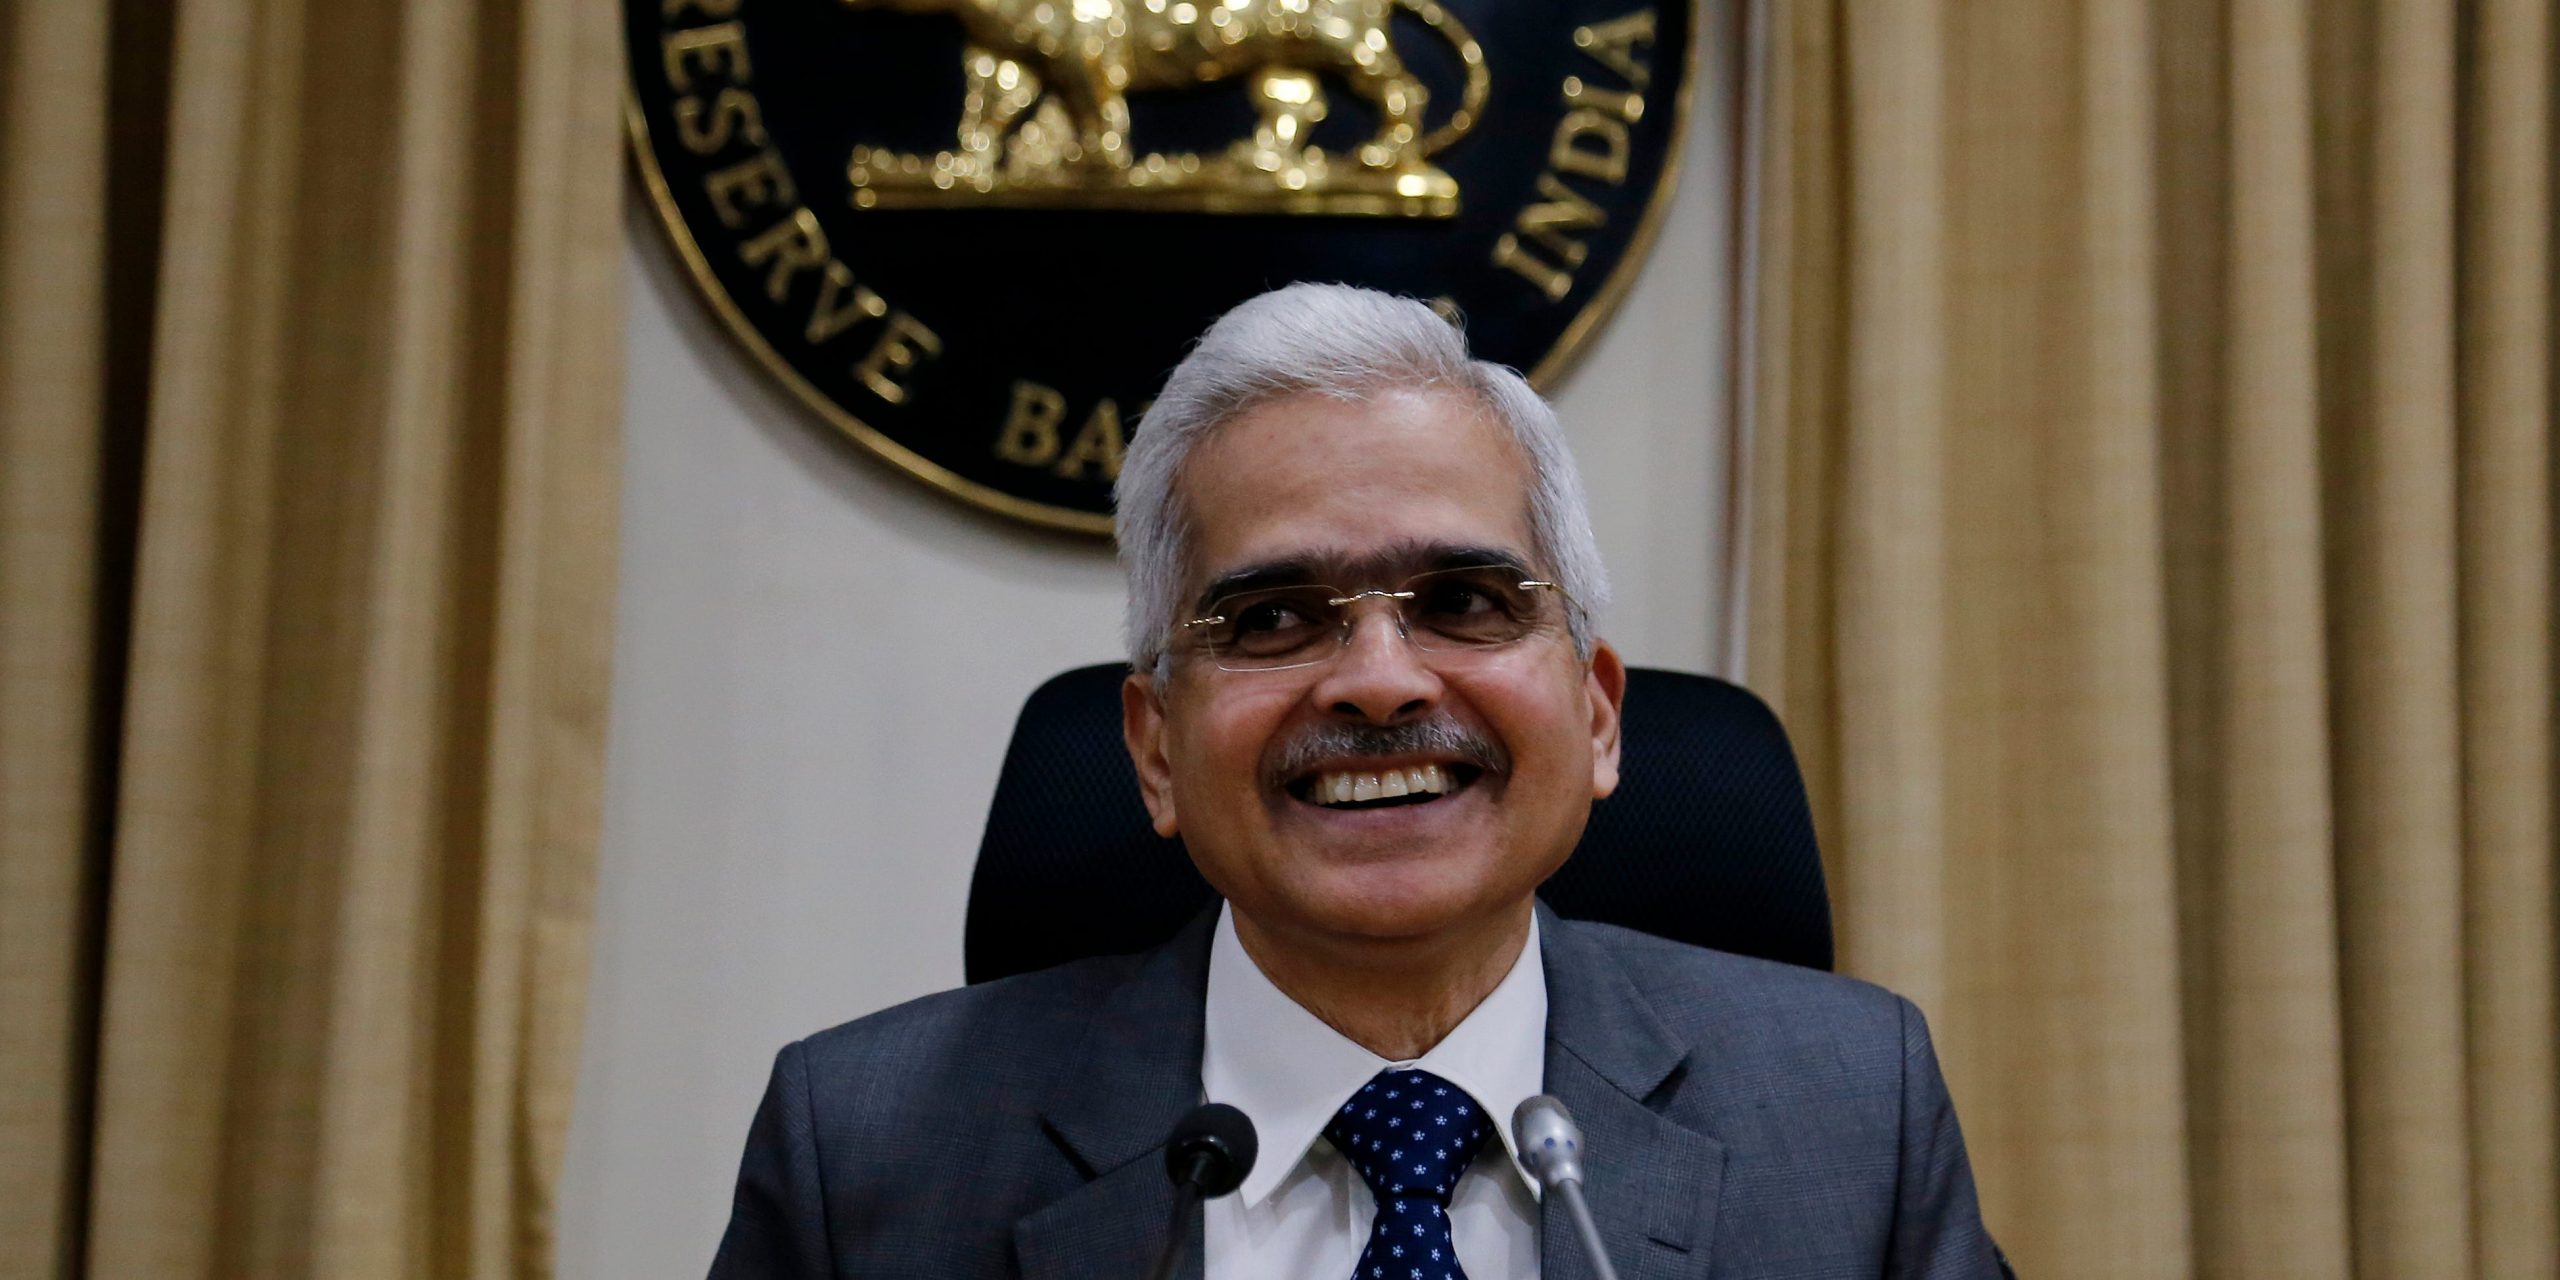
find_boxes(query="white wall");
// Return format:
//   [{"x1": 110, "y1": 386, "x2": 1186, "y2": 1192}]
[{"x1": 556, "y1": 7, "x2": 1736, "y2": 1270}]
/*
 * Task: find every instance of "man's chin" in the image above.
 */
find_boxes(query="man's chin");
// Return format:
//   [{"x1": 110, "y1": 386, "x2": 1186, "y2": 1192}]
[{"x1": 1247, "y1": 864, "x2": 1528, "y2": 950}]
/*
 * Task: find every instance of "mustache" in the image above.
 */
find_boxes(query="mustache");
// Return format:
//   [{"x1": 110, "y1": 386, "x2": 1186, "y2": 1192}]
[{"x1": 1264, "y1": 718, "x2": 1510, "y2": 788}]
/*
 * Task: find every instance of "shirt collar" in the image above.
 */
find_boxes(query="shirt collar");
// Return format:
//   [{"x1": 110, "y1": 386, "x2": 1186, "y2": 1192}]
[{"x1": 1201, "y1": 902, "x2": 1549, "y2": 1210}]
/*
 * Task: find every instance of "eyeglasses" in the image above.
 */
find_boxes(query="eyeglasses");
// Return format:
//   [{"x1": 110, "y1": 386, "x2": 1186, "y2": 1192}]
[{"x1": 1176, "y1": 565, "x2": 1571, "y2": 672}]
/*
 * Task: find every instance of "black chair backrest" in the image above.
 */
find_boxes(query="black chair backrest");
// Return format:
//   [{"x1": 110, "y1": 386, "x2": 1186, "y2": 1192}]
[{"x1": 965, "y1": 664, "x2": 1833, "y2": 983}]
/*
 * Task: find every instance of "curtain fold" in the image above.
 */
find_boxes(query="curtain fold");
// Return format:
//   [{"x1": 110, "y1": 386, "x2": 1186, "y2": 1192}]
[
  {"x1": 1748, "y1": 1, "x2": 2556, "y2": 1275},
  {"x1": 0, "y1": 0, "x2": 622, "y2": 1275},
  {"x1": 2455, "y1": 7, "x2": 2557, "y2": 1276},
  {"x1": 1, "y1": 0, "x2": 115, "y2": 1273}
]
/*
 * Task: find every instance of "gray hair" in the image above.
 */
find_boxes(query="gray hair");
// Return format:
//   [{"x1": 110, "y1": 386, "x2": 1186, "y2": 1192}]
[{"x1": 1114, "y1": 282, "x2": 1610, "y2": 676}]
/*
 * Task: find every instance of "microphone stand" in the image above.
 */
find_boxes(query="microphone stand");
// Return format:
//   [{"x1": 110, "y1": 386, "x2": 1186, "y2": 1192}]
[
  {"x1": 1553, "y1": 1178, "x2": 1620, "y2": 1280},
  {"x1": 1514, "y1": 1095, "x2": 1623, "y2": 1280},
  {"x1": 1144, "y1": 1103, "x2": 1254, "y2": 1280},
  {"x1": 1142, "y1": 1152, "x2": 1213, "y2": 1280}
]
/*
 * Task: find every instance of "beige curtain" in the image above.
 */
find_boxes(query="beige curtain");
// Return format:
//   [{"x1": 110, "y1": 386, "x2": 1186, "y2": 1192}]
[
  {"x1": 1746, "y1": 1, "x2": 2555, "y2": 1275},
  {"x1": 0, "y1": 0, "x2": 623, "y2": 1274}
]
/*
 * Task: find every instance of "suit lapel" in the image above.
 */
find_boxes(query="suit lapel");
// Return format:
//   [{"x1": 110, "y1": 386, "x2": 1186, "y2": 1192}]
[
  {"x1": 1537, "y1": 905, "x2": 1727, "y2": 1280},
  {"x1": 1015, "y1": 911, "x2": 1217, "y2": 1280}
]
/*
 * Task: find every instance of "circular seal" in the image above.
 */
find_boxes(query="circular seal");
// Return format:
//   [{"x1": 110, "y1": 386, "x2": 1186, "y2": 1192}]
[{"x1": 629, "y1": 0, "x2": 1696, "y2": 534}]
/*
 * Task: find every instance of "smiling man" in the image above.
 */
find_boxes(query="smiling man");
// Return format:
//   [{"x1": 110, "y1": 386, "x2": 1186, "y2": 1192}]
[{"x1": 709, "y1": 284, "x2": 2005, "y2": 1279}]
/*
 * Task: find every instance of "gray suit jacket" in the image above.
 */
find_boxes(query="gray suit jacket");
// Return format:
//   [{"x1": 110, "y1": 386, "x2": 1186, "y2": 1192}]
[{"x1": 709, "y1": 904, "x2": 2005, "y2": 1278}]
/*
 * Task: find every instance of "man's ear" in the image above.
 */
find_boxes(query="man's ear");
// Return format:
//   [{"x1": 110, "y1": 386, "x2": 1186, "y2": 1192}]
[
  {"x1": 1585, "y1": 640, "x2": 1628, "y2": 799},
  {"x1": 1122, "y1": 671, "x2": 1181, "y2": 837}
]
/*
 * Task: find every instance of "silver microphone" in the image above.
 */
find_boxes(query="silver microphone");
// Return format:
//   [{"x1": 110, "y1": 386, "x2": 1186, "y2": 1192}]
[{"x1": 1512, "y1": 1095, "x2": 1620, "y2": 1280}]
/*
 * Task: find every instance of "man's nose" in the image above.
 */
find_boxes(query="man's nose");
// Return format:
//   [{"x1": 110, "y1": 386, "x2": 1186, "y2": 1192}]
[{"x1": 1309, "y1": 604, "x2": 1441, "y2": 723}]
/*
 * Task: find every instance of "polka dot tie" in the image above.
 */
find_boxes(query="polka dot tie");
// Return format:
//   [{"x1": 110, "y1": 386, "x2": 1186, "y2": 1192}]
[{"x1": 1323, "y1": 1068, "x2": 1491, "y2": 1280}]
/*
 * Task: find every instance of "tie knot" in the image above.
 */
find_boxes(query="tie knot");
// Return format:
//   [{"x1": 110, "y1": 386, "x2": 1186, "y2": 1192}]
[{"x1": 1323, "y1": 1068, "x2": 1492, "y2": 1205}]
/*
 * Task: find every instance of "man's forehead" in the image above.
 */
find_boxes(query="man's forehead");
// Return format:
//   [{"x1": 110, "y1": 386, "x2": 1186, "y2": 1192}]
[{"x1": 1169, "y1": 382, "x2": 1550, "y2": 606}]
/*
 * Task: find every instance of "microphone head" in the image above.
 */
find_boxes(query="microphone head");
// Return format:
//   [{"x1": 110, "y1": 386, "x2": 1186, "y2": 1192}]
[
  {"x1": 1511, "y1": 1095, "x2": 1588, "y2": 1189},
  {"x1": 1165, "y1": 1102, "x2": 1258, "y2": 1198}
]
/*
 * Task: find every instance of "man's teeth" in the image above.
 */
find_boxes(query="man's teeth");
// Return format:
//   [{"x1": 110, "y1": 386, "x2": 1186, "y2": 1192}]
[{"x1": 1314, "y1": 764, "x2": 1454, "y2": 806}]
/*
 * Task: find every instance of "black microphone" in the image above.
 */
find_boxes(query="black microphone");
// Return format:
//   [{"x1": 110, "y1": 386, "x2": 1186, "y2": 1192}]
[
  {"x1": 1143, "y1": 1102, "x2": 1257, "y2": 1280},
  {"x1": 1513, "y1": 1095, "x2": 1621, "y2": 1280}
]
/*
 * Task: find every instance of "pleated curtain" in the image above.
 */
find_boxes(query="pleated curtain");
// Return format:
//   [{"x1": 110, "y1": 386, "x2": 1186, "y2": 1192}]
[
  {"x1": 0, "y1": 0, "x2": 623, "y2": 1275},
  {"x1": 1746, "y1": 1, "x2": 2555, "y2": 1275}
]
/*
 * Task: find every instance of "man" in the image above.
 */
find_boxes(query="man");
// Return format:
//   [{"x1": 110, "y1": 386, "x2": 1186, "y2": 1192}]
[{"x1": 710, "y1": 284, "x2": 2004, "y2": 1278}]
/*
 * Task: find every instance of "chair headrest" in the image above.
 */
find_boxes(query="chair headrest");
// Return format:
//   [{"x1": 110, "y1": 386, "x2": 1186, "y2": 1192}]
[{"x1": 965, "y1": 664, "x2": 1832, "y2": 983}]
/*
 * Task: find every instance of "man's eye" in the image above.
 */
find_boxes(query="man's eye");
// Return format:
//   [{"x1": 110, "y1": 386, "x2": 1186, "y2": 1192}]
[
  {"x1": 1419, "y1": 584, "x2": 1495, "y2": 617},
  {"x1": 1235, "y1": 601, "x2": 1312, "y2": 633}
]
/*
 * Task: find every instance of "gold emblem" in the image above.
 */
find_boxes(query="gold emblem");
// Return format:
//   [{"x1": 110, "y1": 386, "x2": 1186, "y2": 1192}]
[
  {"x1": 841, "y1": 0, "x2": 1489, "y2": 216},
  {"x1": 630, "y1": 0, "x2": 1692, "y2": 532}
]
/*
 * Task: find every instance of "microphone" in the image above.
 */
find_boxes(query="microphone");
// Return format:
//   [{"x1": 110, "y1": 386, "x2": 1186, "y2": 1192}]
[
  {"x1": 1143, "y1": 1102, "x2": 1257, "y2": 1280},
  {"x1": 1513, "y1": 1095, "x2": 1621, "y2": 1280}
]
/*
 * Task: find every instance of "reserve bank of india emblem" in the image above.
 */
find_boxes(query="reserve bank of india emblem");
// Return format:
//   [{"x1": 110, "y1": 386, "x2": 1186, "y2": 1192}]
[{"x1": 630, "y1": 0, "x2": 1696, "y2": 533}]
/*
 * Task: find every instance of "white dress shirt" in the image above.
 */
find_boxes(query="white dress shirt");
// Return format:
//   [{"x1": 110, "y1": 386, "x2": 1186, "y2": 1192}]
[{"x1": 1201, "y1": 904, "x2": 1546, "y2": 1280}]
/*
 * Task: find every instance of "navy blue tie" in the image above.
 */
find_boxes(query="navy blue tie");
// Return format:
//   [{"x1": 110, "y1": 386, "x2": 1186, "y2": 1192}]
[{"x1": 1324, "y1": 1068, "x2": 1492, "y2": 1280}]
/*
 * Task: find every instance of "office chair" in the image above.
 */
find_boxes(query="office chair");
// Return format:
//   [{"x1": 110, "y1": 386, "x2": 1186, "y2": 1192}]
[{"x1": 965, "y1": 663, "x2": 1831, "y2": 983}]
